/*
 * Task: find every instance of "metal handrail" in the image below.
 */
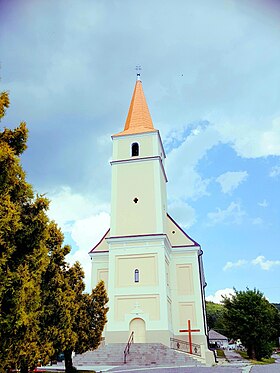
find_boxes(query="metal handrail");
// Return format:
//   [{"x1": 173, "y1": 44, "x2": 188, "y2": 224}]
[
  {"x1": 170, "y1": 337, "x2": 201, "y2": 357},
  {"x1": 123, "y1": 331, "x2": 134, "y2": 364}
]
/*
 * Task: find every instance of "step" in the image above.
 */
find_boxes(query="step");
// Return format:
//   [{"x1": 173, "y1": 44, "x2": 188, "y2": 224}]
[{"x1": 73, "y1": 343, "x2": 202, "y2": 367}]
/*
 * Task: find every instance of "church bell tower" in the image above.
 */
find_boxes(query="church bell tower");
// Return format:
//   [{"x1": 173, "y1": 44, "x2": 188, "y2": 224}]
[{"x1": 110, "y1": 73, "x2": 167, "y2": 237}]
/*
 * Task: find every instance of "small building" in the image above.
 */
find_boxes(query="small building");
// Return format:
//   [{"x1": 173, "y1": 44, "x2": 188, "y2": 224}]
[{"x1": 209, "y1": 330, "x2": 228, "y2": 349}]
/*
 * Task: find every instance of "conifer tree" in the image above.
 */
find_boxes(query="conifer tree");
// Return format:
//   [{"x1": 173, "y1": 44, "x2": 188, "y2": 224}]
[
  {"x1": 0, "y1": 91, "x2": 50, "y2": 372},
  {"x1": 0, "y1": 91, "x2": 108, "y2": 373},
  {"x1": 74, "y1": 281, "x2": 109, "y2": 355},
  {"x1": 41, "y1": 241, "x2": 108, "y2": 372},
  {"x1": 39, "y1": 222, "x2": 75, "y2": 365}
]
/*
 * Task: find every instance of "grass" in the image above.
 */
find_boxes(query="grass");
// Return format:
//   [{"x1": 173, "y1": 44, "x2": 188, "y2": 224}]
[
  {"x1": 236, "y1": 350, "x2": 275, "y2": 365},
  {"x1": 216, "y1": 349, "x2": 226, "y2": 358}
]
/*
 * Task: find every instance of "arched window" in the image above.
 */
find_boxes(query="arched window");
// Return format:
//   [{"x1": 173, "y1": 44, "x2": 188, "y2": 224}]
[
  {"x1": 134, "y1": 269, "x2": 139, "y2": 283},
  {"x1": 131, "y1": 143, "x2": 139, "y2": 157}
]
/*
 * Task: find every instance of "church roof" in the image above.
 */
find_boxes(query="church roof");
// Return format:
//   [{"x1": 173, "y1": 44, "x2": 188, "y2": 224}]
[{"x1": 113, "y1": 78, "x2": 157, "y2": 137}]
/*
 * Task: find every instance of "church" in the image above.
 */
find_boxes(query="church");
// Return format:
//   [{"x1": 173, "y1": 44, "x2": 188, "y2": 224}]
[{"x1": 89, "y1": 73, "x2": 214, "y2": 364}]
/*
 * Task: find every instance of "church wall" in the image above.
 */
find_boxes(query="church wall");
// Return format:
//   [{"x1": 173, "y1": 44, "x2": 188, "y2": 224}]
[
  {"x1": 152, "y1": 132, "x2": 166, "y2": 166},
  {"x1": 115, "y1": 295, "x2": 160, "y2": 321},
  {"x1": 97, "y1": 269, "x2": 108, "y2": 288},
  {"x1": 154, "y1": 160, "x2": 167, "y2": 233},
  {"x1": 115, "y1": 254, "x2": 158, "y2": 287},
  {"x1": 112, "y1": 133, "x2": 155, "y2": 160},
  {"x1": 176, "y1": 264, "x2": 194, "y2": 295},
  {"x1": 146, "y1": 330, "x2": 172, "y2": 345},
  {"x1": 112, "y1": 131, "x2": 164, "y2": 161},
  {"x1": 110, "y1": 159, "x2": 167, "y2": 236},
  {"x1": 167, "y1": 296, "x2": 172, "y2": 329},
  {"x1": 110, "y1": 160, "x2": 158, "y2": 236},
  {"x1": 179, "y1": 302, "x2": 197, "y2": 326},
  {"x1": 105, "y1": 237, "x2": 172, "y2": 342},
  {"x1": 90, "y1": 253, "x2": 109, "y2": 290},
  {"x1": 168, "y1": 248, "x2": 214, "y2": 362},
  {"x1": 105, "y1": 330, "x2": 172, "y2": 345},
  {"x1": 170, "y1": 249, "x2": 205, "y2": 334},
  {"x1": 166, "y1": 217, "x2": 196, "y2": 246}
]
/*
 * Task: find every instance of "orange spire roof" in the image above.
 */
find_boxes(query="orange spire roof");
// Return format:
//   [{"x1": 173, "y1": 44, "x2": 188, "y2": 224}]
[{"x1": 113, "y1": 79, "x2": 157, "y2": 137}]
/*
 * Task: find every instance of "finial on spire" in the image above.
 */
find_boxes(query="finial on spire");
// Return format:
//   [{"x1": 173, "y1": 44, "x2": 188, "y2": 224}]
[{"x1": 135, "y1": 65, "x2": 142, "y2": 81}]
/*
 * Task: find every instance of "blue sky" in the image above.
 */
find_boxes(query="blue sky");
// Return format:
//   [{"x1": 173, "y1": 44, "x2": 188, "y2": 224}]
[{"x1": 0, "y1": 0, "x2": 279, "y2": 302}]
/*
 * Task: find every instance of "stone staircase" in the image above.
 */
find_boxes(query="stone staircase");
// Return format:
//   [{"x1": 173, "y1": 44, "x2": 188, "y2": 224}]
[{"x1": 73, "y1": 343, "x2": 202, "y2": 367}]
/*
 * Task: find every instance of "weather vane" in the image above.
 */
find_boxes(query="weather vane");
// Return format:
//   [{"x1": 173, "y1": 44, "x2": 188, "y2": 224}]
[{"x1": 135, "y1": 65, "x2": 142, "y2": 80}]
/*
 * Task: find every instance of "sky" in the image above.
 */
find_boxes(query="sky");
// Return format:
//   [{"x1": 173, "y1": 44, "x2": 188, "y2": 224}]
[{"x1": 0, "y1": 0, "x2": 280, "y2": 303}]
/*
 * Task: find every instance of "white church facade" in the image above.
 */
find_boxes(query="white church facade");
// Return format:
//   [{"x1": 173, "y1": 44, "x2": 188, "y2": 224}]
[{"x1": 89, "y1": 75, "x2": 214, "y2": 364}]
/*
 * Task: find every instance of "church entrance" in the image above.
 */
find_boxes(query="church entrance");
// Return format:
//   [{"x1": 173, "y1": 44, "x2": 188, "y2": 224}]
[{"x1": 129, "y1": 318, "x2": 146, "y2": 343}]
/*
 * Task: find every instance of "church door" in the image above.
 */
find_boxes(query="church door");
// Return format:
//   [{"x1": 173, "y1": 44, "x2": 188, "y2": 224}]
[{"x1": 129, "y1": 318, "x2": 146, "y2": 343}]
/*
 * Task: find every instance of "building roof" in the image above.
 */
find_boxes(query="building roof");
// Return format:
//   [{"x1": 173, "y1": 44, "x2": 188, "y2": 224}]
[
  {"x1": 113, "y1": 78, "x2": 157, "y2": 137},
  {"x1": 209, "y1": 329, "x2": 228, "y2": 341}
]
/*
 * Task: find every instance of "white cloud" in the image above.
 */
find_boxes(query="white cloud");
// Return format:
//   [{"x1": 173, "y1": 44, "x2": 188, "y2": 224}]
[
  {"x1": 48, "y1": 186, "x2": 95, "y2": 230},
  {"x1": 207, "y1": 201, "x2": 246, "y2": 226},
  {"x1": 269, "y1": 165, "x2": 280, "y2": 177},
  {"x1": 47, "y1": 186, "x2": 110, "y2": 292},
  {"x1": 168, "y1": 200, "x2": 196, "y2": 229},
  {"x1": 216, "y1": 171, "x2": 248, "y2": 194},
  {"x1": 213, "y1": 116, "x2": 280, "y2": 159},
  {"x1": 206, "y1": 288, "x2": 235, "y2": 304},
  {"x1": 67, "y1": 212, "x2": 110, "y2": 292},
  {"x1": 251, "y1": 256, "x2": 280, "y2": 271},
  {"x1": 166, "y1": 123, "x2": 219, "y2": 200},
  {"x1": 71, "y1": 213, "x2": 110, "y2": 252},
  {"x1": 47, "y1": 186, "x2": 110, "y2": 231},
  {"x1": 258, "y1": 199, "x2": 268, "y2": 208},
  {"x1": 252, "y1": 217, "x2": 263, "y2": 225},
  {"x1": 222, "y1": 255, "x2": 280, "y2": 273},
  {"x1": 223, "y1": 259, "x2": 247, "y2": 271}
]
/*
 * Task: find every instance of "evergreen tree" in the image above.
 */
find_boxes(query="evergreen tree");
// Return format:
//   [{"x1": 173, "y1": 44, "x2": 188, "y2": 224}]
[
  {"x1": 39, "y1": 222, "x2": 75, "y2": 366},
  {"x1": 41, "y1": 242, "x2": 108, "y2": 373},
  {"x1": 0, "y1": 91, "x2": 109, "y2": 373},
  {"x1": 222, "y1": 288, "x2": 280, "y2": 360},
  {"x1": 0, "y1": 91, "x2": 50, "y2": 373},
  {"x1": 74, "y1": 281, "x2": 109, "y2": 355}
]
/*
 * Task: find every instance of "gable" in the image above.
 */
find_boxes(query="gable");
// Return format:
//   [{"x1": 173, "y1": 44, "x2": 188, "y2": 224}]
[
  {"x1": 89, "y1": 214, "x2": 199, "y2": 253},
  {"x1": 89, "y1": 229, "x2": 110, "y2": 253},
  {"x1": 167, "y1": 214, "x2": 198, "y2": 247}
]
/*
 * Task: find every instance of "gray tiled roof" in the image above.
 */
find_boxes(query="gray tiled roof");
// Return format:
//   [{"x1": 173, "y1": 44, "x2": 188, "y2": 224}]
[{"x1": 209, "y1": 329, "x2": 228, "y2": 340}]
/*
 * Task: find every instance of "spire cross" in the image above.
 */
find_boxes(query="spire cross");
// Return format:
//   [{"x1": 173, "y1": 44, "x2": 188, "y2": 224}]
[
  {"x1": 179, "y1": 320, "x2": 200, "y2": 354},
  {"x1": 135, "y1": 65, "x2": 142, "y2": 80}
]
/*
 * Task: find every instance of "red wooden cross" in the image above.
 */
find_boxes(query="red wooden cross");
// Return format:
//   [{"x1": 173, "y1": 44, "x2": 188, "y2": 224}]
[{"x1": 179, "y1": 319, "x2": 200, "y2": 354}]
